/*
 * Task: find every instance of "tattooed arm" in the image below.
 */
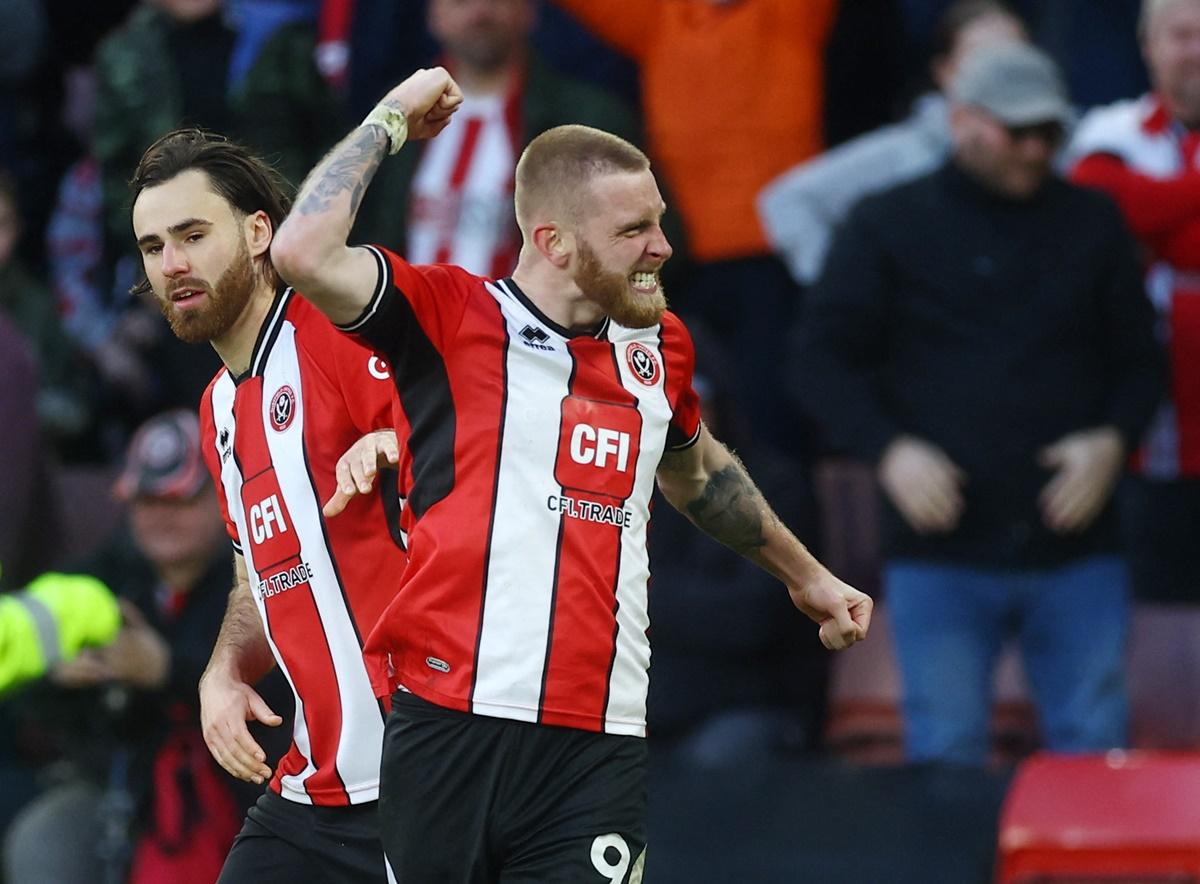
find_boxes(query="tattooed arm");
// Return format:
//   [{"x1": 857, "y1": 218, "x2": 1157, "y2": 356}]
[
  {"x1": 656, "y1": 425, "x2": 872, "y2": 650},
  {"x1": 272, "y1": 67, "x2": 463, "y2": 325}
]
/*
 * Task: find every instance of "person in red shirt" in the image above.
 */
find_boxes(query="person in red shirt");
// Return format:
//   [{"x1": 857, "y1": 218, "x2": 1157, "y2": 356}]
[
  {"x1": 129, "y1": 129, "x2": 405, "y2": 883},
  {"x1": 1065, "y1": 0, "x2": 1200, "y2": 603},
  {"x1": 273, "y1": 67, "x2": 872, "y2": 883}
]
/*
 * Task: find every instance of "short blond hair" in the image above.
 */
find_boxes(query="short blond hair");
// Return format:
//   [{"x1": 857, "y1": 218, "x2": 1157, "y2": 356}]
[{"x1": 514, "y1": 125, "x2": 649, "y2": 232}]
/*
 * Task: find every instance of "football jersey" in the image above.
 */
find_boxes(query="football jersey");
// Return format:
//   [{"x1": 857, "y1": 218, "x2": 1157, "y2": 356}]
[
  {"x1": 341, "y1": 245, "x2": 701, "y2": 737},
  {"x1": 199, "y1": 290, "x2": 406, "y2": 806}
]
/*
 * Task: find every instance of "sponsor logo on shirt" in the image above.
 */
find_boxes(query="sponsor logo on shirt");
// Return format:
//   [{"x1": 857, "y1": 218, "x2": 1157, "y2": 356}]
[{"x1": 554, "y1": 397, "x2": 642, "y2": 501}]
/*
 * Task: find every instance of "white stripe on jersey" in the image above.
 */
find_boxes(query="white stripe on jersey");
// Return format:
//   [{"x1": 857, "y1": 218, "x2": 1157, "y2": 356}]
[
  {"x1": 605, "y1": 325, "x2": 675, "y2": 734},
  {"x1": 210, "y1": 372, "x2": 319, "y2": 803},
  {"x1": 470, "y1": 282, "x2": 575, "y2": 721},
  {"x1": 260, "y1": 323, "x2": 384, "y2": 802}
]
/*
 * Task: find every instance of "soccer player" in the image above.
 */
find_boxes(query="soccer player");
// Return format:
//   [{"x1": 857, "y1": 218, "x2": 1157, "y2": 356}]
[
  {"x1": 273, "y1": 67, "x2": 873, "y2": 882},
  {"x1": 129, "y1": 129, "x2": 406, "y2": 883}
]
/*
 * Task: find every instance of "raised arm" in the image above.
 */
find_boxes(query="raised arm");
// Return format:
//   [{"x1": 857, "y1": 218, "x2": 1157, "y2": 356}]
[
  {"x1": 271, "y1": 67, "x2": 463, "y2": 325},
  {"x1": 656, "y1": 426, "x2": 872, "y2": 650},
  {"x1": 199, "y1": 554, "x2": 282, "y2": 785}
]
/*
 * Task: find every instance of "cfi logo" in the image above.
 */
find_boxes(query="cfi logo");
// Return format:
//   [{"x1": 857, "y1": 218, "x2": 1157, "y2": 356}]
[
  {"x1": 270, "y1": 386, "x2": 296, "y2": 432},
  {"x1": 625, "y1": 343, "x2": 660, "y2": 386}
]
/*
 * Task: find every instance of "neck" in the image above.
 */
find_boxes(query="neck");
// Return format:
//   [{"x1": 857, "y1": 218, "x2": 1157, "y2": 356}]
[
  {"x1": 512, "y1": 253, "x2": 604, "y2": 333},
  {"x1": 211, "y1": 281, "x2": 277, "y2": 375},
  {"x1": 451, "y1": 54, "x2": 522, "y2": 97},
  {"x1": 156, "y1": 555, "x2": 210, "y2": 593}
]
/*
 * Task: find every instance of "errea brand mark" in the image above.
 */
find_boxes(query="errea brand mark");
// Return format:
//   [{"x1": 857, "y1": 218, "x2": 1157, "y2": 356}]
[{"x1": 425, "y1": 656, "x2": 451, "y2": 673}]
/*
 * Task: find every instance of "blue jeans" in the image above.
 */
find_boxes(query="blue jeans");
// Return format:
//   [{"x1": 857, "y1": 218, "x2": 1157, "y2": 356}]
[{"x1": 886, "y1": 556, "x2": 1129, "y2": 765}]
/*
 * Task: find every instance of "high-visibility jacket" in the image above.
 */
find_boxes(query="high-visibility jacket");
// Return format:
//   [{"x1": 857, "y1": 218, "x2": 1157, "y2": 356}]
[{"x1": 0, "y1": 572, "x2": 121, "y2": 695}]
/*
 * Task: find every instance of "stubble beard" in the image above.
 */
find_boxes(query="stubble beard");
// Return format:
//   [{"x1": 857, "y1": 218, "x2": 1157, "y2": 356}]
[
  {"x1": 573, "y1": 240, "x2": 667, "y2": 329},
  {"x1": 158, "y1": 238, "x2": 257, "y2": 344}
]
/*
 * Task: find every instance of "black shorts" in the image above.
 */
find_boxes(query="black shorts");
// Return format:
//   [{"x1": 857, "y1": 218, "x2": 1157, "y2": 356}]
[
  {"x1": 217, "y1": 790, "x2": 393, "y2": 884},
  {"x1": 379, "y1": 690, "x2": 647, "y2": 883}
]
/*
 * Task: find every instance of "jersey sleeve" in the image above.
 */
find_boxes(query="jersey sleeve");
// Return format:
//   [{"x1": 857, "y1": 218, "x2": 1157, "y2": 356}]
[
  {"x1": 335, "y1": 245, "x2": 476, "y2": 361},
  {"x1": 660, "y1": 312, "x2": 702, "y2": 450},
  {"x1": 312, "y1": 312, "x2": 399, "y2": 435},
  {"x1": 198, "y1": 383, "x2": 241, "y2": 552}
]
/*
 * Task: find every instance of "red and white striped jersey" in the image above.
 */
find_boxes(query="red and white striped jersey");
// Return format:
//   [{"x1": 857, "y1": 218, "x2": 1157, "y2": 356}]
[
  {"x1": 199, "y1": 291, "x2": 406, "y2": 806},
  {"x1": 341, "y1": 246, "x2": 701, "y2": 738},
  {"x1": 407, "y1": 92, "x2": 520, "y2": 279}
]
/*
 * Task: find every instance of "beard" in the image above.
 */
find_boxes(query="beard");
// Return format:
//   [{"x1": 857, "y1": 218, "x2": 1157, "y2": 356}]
[
  {"x1": 157, "y1": 238, "x2": 257, "y2": 344},
  {"x1": 573, "y1": 240, "x2": 667, "y2": 329}
]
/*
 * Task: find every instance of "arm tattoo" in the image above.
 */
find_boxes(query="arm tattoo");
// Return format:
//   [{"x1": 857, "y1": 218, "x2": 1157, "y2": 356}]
[
  {"x1": 685, "y1": 463, "x2": 772, "y2": 555},
  {"x1": 294, "y1": 126, "x2": 388, "y2": 217}
]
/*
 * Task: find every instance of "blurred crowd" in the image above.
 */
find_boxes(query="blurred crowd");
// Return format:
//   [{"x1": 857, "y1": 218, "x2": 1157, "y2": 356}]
[{"x1": 1, "y1": 0, "x2": 1195, "y2": 880}]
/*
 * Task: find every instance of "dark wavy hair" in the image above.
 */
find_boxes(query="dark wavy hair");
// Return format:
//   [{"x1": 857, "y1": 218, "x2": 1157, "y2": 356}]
[{"x1": 128, "y1": 129, "x2": 292, "y2": 296}]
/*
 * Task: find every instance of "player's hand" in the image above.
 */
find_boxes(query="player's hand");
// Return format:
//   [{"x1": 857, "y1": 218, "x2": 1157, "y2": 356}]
[
  {"x1": 323, "y1": 429, "x2": 399, "y2": 517},
  {"x1": 1038, "y1": 425, "x2": 1124, "y2": 534},
  {"x1": 380, "y1": 67, "x2": 463, "y2": 141},
  {"x1": 788, "y1": 569, "x2": 873, "y2": 651},
  {"x1": 50, "y1": 649, "x2": 115, "y2": 687},
  {"x1": 878, "y1": 435, "x2": 966, "y2": 534},
  {"x1": 200, "y1": 669, "x2": 281, "y2": 785}
]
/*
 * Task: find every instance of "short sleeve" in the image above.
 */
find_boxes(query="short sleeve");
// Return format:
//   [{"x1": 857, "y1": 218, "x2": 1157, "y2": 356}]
[
  {"x1": 335, "y1": 245, "x2": 477, "y2": 359},
  {"x1": 660, "y1": 312, "x2": 702, "y2": 450}
]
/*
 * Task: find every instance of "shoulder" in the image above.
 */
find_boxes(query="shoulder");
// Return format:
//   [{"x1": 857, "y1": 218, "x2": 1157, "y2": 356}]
[{"x1": 1068, "y1": 95, "x2": 1158, "y2": 158}]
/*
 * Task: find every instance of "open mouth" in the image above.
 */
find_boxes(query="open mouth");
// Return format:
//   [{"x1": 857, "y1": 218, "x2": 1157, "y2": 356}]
[
  {"x1": 169, "y1": 287, "x2": 207, "y2": 309},
  {"x1": 630, "y1": 272, "x2": 659, "y2": 295}
]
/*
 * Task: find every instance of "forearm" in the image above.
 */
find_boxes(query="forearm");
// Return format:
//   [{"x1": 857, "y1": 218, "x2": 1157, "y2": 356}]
[
  {"x1": 272, "y1": 123, "x2": 391, "y2": 322},
  {"x1": 659, "y1": 434, "x2": 825, "y2": 589},
  {"x1": 203, "y1": 580, "x2": 274, "y2": 686}
]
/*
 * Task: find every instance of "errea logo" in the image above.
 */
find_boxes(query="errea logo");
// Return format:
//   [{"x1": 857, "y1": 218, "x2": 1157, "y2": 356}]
[{"x1": 519, "y1": 324, "x2": 554, "y2": 351}]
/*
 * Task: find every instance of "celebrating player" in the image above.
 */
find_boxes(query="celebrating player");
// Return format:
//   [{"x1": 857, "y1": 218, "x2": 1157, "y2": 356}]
[
  {"x1": 129, "y1": 129, "x2": 405, "y2": 883},
  {"x1": 273, "y1": 67, "x2": 873, "y2": 882}
]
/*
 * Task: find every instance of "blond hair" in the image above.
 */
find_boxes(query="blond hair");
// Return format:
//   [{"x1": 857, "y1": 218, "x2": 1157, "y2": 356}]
[{"x1": 514, "y1": 125, "x2": 649, "y2": 233}]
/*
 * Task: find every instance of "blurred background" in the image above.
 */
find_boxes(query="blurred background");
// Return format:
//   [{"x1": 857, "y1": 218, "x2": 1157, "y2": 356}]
[{"x1": 2, "y1": 0, "x2": 1198, "y2": 881}]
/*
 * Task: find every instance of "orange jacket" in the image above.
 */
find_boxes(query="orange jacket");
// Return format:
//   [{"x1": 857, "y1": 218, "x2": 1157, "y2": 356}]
[{"x1": 553, "y1": 0, "x2": 837, "y2": 262}]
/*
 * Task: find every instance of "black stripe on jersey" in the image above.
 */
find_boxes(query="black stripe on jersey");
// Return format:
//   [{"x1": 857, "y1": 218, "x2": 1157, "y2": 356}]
[
  {"x1": 469, "y1": 308, "x2": 511, "y2": 706},
  {"x1": 378, "y1": 468, "x2": 407, "y2": 552},
  {"x1": 358, "y1": 248, "x2": 457, "y2": 520}
]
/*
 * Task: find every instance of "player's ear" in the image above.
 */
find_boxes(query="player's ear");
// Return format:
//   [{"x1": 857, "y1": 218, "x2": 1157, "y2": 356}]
[
  {"x1": 531, "y1": 223, "x2": 572, "y2": 269},
  {"x1": 246, "y1": 210, "x2": 273, "y2": 260}
]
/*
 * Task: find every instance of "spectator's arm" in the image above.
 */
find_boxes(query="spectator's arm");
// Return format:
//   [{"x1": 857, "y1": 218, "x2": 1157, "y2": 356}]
[
  {"x1": 1070, "y1": 153, "x2": 1200, "y2": 238},
  {"x1": 0, "y1": 574, "x2": 121, "y2": 696},
  {"x1": 791, "y1": 205, "x2": 901, "y2": 462},
  {"x1": 546, "y1": 0, "x2": 655, "y2": 61}
]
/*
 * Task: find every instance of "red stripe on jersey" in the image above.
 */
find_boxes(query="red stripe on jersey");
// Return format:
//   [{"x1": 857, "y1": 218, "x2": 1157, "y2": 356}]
[
  {"x1": 660, "y1": 312, "x2": 702, "y2": 448},
  {"x1": 234, "y1": 377, "x2": 351, "y2": 806},
  {"x1": 433, "y1": 117, "x2": 485, "y2": 266},
  {"x1": 538, "y1": 338, "x2": 640, "y2": 729}
]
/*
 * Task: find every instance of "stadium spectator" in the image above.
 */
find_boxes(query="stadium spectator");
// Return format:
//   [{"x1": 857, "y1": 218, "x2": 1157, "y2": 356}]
[
  {"x1": 2, "y1": 409, "x2": 249, "y2": 884},
  {"x1": 129, "y1": 128, "x2": 406, "y2": 882},
  {"x1": 549, "y1": 0, "x2": 837, "y2": 448},
  {"x1": 795, "y1": 44, "x2": 1165, "y2": 765},
  {"x1": 0, "y1": 168, "x2": 92, "y2": 441},
  {"x1": 272, "y1": 67, "x2": 870, "y2": 881},
  {"x1": 353, "y1": 0, "x2": 640, "y2": 278},
  {"x1": 0, "y1": 316, "x2": 59, "y2": 590},
  {"x1": 1066, "y1": 0, "x2": 1200, "y2": 604},
  {"x1": 760, "y1": 0, "x2": 1027, "y2": 287}
]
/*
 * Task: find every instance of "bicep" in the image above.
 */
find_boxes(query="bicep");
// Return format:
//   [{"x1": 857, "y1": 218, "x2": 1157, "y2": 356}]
[
  {"x1": 656, "y1": 425, "x2": 729, "y2": 508},
  {"x1": 287, "y1": 246, "x2": 381, "y2": 328}
]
